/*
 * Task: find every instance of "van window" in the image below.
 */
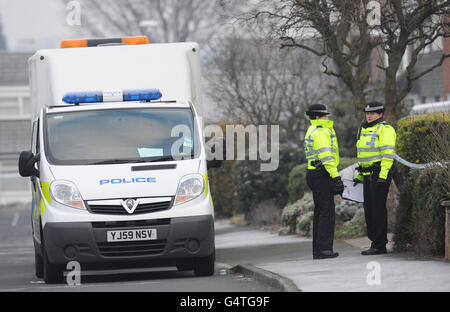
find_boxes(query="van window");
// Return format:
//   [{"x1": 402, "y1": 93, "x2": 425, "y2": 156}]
[{"x1": 45, "y1": 108, "x2": 198, "y2": 165}]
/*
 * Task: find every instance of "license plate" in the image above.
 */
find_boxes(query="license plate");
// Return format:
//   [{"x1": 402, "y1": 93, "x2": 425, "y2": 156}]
[{"x1": 107, "y1": 229, "x2": 157, "y2": 242}]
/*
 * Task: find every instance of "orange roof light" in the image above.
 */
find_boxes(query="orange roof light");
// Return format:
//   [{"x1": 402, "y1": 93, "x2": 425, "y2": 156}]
[
  {"x1": 60, "y1": 39, "x2": 88, "y2": 49},
  {"x1": 60, "y1": 36, "x2": 149, "y2": 48},
  {"x1": 121, "y1": 36, "x2": 149, "y2": 45}
]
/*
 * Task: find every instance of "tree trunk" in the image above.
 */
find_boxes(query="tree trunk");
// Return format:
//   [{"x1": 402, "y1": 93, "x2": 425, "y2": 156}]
[
  {"x1": 384, "y1": 69, "x2": 398, "y2": 124},
  {"x1": 353, "y1": 88, "x2": 366, "y2": 121}
]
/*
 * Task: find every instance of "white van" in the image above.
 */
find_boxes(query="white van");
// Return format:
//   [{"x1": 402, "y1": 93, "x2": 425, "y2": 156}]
[{"x1": 19, "y1": 37, "x2": 220, "y2": 284}]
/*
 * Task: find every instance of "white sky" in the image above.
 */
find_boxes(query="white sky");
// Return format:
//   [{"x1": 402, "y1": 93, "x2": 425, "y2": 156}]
[{"x1": 0, "y1": 0, "x2": 74, "y2": 51}]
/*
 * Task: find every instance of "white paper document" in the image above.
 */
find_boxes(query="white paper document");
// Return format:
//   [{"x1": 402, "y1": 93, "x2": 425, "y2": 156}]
[{"x1": 342, "y1": 179, "x2": 364, "y2": 203}]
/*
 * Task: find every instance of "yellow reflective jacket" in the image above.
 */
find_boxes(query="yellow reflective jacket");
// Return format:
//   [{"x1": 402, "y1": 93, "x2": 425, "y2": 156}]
[
  {"x1": 304, "y1": 119, "x2": 340, "y2": 178},
  {"x1": 356, "y1": 120, "x2": 396, "y2": 180}
]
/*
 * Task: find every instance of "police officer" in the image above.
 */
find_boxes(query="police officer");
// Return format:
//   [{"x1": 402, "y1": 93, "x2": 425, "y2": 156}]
[
  {"x1": 304, "y1": 104, "x2": 344, "y2": 259},
  {"x1": 354, "y1": 101, "x2": 396, "y2": 255}
]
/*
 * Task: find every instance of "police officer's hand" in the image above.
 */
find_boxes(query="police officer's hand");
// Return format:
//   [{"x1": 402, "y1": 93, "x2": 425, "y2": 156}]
[
  {"x1": 332, "y1": 177, "x2": 344, "y2": 195},
  {"x1": 353, "y1": 178, "x2": 362, "y2": 187},
  {"x1": 377, "y1": 177, "x2": 388, "y2": 185}
]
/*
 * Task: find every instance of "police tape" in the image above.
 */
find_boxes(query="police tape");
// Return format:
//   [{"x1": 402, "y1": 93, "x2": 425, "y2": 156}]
[{"x1": 394, "y1": 153, "x2": 445, "y2": 169}]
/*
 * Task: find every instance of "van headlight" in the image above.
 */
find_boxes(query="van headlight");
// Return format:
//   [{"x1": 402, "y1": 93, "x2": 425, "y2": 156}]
[
  {"x1": 174, "y1": 174, "x2": 205, "y2": 206},
  {"x1": 50, "y1": 180, "x2": 86, "y2": 210}
]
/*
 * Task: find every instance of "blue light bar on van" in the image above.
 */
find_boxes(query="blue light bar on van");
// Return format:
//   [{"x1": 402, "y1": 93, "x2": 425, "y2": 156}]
[{"x1": 62, "y1": 89, "x2": 162, "y2": 104}]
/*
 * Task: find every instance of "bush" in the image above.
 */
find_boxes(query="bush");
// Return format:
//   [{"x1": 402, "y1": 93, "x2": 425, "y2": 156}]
[
  {"x1": 233, "y1": 144, "x2": 303, "y2": 221},
  {"x1": 393, "y1": 113, "x2": 450, "y2": 257},
  {"x1": 394, "y1": 113, "x2": 449, "y2": 186},
  {"x1": 394, "y1": 168, "x2": 447, "y2": 256},
  {"x1": 335, "y1": 208, "x2": 366, "y2": 239},
  {"x1": 281, "y1": 192, "x2": 314, "y2": 234},
  {"x1": 335, "y1": 200, "x2": 362, "y2": 222},
  {"x1": 207, "y1": 121, "x2": 239, "y2": 218},
  {"x1": 286, "y1": 157, "x2": 357, "y2": 204},
  {"x1": 297, "y1": 211, "x2": 314, "y2": 236},
  {"x1": 208, "y1": 159, "x2": 237, "y2": 218},
  {"x1": 286, "y1": 163, "x2": 308, "y2": 204}
]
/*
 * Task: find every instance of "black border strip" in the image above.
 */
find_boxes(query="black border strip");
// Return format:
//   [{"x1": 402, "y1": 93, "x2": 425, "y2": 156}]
[{"x1": 131, "y1": 164, "x2": 177, "y2": 171}]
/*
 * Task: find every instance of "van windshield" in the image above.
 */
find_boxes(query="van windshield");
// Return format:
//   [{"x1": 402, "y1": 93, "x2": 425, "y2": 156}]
[{"x1": 45, "y1": 108, "x2": 198, "y2": 165}]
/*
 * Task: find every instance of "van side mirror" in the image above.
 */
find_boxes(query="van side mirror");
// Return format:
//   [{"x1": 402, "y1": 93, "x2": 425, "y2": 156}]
[
  {"x1": 206, "y1": 137, "x2": 225, "y2": 169},
  {"x1": 18, "y1": 151, "x2": 40, "y2": 178}
]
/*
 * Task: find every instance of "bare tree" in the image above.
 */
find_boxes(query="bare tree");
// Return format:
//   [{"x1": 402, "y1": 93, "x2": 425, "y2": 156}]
[
  {"x1": 205, "y1": 32, "x2": 331, "y2": 145},
  {"x1": 73, "y1": 0, "x2": 228, "y2": 43},
  {"x1": 241, "y1": 0, "x2": 450, "y2": 123}
]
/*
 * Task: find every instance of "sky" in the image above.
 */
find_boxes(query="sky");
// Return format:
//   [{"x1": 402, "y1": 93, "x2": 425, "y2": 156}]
[{"x1": 0, "y1": 0, "x2": 75, "y2": 51}]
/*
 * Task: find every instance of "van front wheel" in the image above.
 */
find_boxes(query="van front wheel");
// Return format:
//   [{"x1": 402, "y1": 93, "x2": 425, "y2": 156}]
[
  {"x1": 193, "y1": 251, "x2": 215, "y2": 277},
  {"x1": 34, "y1": 246, "x2": 44, "y2": 278},
  {"x1": 42, "y1": 242, "x2": 64, "y2": 284}
]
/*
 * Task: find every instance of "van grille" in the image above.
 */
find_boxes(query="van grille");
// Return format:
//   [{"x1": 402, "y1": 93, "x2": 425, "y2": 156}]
[
  {"x1": 97, "y1": 240, "x2": 167, "y2": 257},
  {"x1": 87, "y1": 199, "x2": 173, "y2": 215},
  {"x1": 92, "y1": 219, "x2": 171, "y2": 229}
]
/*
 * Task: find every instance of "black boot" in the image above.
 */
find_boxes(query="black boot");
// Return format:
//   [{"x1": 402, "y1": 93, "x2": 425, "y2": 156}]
[
  {"x1": 313, "y1": 250, "x2": 339, "y2": 259},
  {"x1": 361, "y1": 247, "x2": 387, "y2": 255}
]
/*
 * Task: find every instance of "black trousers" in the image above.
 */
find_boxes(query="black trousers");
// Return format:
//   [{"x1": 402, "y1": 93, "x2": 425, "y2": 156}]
[
  {"x1": 363, "y1": 172, "x2": 391, "y2": 249},
  {"x1": 306, "y1": 169, "x2": 335, "y2": 254}
]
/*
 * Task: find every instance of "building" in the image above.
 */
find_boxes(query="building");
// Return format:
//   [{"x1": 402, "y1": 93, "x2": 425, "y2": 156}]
[
  {"x1": 368, "y1": 35, "x2": 450, "y2": 114},
  {"x1": 0, "y1": 52, "x2": 33, "y2": 205}
]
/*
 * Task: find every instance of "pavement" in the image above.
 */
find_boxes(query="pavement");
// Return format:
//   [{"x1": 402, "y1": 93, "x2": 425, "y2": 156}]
[{"x1": 215, "y1": 219, "x2": 450, "y2": 292}]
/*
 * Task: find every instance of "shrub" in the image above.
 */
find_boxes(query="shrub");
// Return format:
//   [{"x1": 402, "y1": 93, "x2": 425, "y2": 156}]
[
  {"x1": 207, "y1": 121, "x2": 238, "y2": 218},
  {"x1": 335, "y1": 208, "x2": 366, "y2": 239},
  {"x1": 297, "y1": 211, "x2": 314, "y2": 236},
  {"x1": 281, "y1": 192, "x2": 314, "y2": 234},
  {"x1": 394, "y1": 168, "x2": 447, "y2": 256},
  {"x1": 286, "y1": 163, "x2": 308, "y2": 204},
  {"x1": 394, "y1": 113, "x2": 449, "y2": 186},
  {"x1": 208, "y1": 159, "x2": 236, "y2": 218},
  {"x1": 393, "y1": 113, "x2": 450, "y2": 257},
  {"x1": 233, "y1": 144, "x2": 303, "y2": 221}
]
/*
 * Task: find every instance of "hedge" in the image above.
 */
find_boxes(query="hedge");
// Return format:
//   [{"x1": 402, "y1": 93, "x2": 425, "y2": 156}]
[
  {"x1": 393, "y1": 113, "x2": 450, "y2": 256},
  {"x1": 394, "y1": 113, "x2": 449, "y2": 185}
]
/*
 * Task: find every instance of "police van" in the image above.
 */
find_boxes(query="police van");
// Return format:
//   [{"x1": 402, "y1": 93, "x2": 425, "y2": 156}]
[{"x1": 19, "y1": 36, "x2": 220, "y2": 283}]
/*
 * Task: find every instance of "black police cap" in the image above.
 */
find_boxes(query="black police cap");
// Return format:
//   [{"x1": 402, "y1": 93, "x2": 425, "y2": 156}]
[
  {"x1": 364, "y1": 101, "x2": 385, "y2": 112},
  {"x1": 306, "y1": 104, "x2": 330, "y2": 116}
]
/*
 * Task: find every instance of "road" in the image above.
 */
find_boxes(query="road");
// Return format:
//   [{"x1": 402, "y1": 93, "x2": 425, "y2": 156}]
[{"x1": 0, "y1": 204, "x2": 274, "y2": 292}]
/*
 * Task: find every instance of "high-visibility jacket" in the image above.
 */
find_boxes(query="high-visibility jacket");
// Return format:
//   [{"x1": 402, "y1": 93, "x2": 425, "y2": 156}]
[
  {"x1": 356, "y1": 120, "x2": 396, "y2": 180},
  {"x1": 304, "y1": 119, "x2": 340, "y2": 178}
]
